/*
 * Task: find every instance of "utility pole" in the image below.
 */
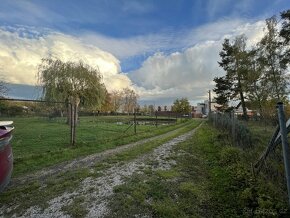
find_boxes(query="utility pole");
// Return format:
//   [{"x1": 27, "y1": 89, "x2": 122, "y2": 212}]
[{"x1": 208, "y1": 90, "x2": 212, "y2": 115}]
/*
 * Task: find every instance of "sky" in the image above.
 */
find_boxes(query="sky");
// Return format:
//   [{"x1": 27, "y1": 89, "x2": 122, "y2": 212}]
[{"x1": 0, "y1": 0, "x2": 289, "y2": 106}]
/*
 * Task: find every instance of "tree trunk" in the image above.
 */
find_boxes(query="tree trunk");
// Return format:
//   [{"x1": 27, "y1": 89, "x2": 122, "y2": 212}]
[
  {"x1": 67, "y1": 105, "x2": 72, "y2": 125},
  {"x1": 67, "y1": 96, "x2": 80, "y2": 146},
  {"x1": 238, "y1": 78, "x2": 248, "y2": 121},
  {"x1": 72, "y1": 97, "x2": 80, "y2": 145}
]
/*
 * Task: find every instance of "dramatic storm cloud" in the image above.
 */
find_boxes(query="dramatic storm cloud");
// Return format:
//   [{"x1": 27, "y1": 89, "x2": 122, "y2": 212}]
[
  {"x1": 0, "y1": 0, "x2": 288, "y2": 104},
  {"x1": 0, "y1": 26, "x2": 132, "y2": 92}
]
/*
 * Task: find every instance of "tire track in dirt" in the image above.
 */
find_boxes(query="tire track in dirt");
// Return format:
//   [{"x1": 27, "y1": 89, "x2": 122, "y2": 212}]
[
  {"x1": 9, "y1": 123, "x2": 194, "y2": 188},
  {"x1": 10, "y1": 122, "x2": 203, "y2": 218}
]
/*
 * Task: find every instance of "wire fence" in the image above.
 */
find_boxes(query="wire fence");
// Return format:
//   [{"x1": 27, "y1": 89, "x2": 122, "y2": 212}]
[
  {"x1": 209, "y1": 103, "x2": 290, "y2": 206},
  {"x1": 0, "y1": 98, "x2": 188, "y2": 162},
  {"x1": 208, "y1": 111, "x2": 252, "y2": 148}
]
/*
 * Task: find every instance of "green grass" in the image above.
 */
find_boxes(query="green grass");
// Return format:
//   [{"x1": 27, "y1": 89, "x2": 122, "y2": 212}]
[
  {"x1": 98, "y1": 120, "x2": 201, "y2": 165},
  {"x1": 61, "y1": 196, "x2": 88, "y2": 218},
  {"x1": 0, "y1": 168, "x2": 94, "y2": 216},
  {"x1": 0, "y1": 119, "x2": 201, "y2": 217},
  {"x1": 105, "y1": 122, "x2": 290, "y2": 217},
  {"x1": 3, "y1": 120, "x2": 288, "y2": 217},
  {"x1": 1, "y1": 116, "x2": 194, "y2": 176},
  {"x1": 106, "y1": 124, "x2": 210, "y2": 218}
]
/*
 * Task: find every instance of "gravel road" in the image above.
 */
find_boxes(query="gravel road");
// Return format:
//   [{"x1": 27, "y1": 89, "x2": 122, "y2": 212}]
[{"x1": 1, "y1": 123, "x2": 203, "y2": 218}]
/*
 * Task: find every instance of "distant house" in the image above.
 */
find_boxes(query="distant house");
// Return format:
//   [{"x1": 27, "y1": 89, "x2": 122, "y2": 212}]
[
  {"x1": 192, "y1": 100, "x2": 221, "y2": 118},
  {"x1": 204, "y1": 100, "x2": 221, "y2": 114},
  {"x1": 234, "y1": 102, "x2": 255, "y2": 117},
  {"x1": 192, "y1": 103, "x2": 206, "y2": 118}
]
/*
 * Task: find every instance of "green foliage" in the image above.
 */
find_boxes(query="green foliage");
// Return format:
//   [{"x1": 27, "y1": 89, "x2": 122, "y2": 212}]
[
  {"x1": 172, "y1": 98, "x2": 191, "y2": 114},
  {"x1": 1, "y1": 105, "x2": 24, "y2": 116},
  {"x1": 38, "y1": 58, "x2": 107, "y2": 109},
  {"x1": 213, "y1": 76, "x2": 232, "y2": 109},
  {"x1": 214, "y1": 11, "x2": 290, "y2": 117},
  {"x1": 218, "y1": 35, "x2": 249, "y2": 119},
  {"x1": 191, "y1": 123, "x2": 289, "y2": 216},
  {"x1": 258, "y1": 16, "x2": 289, "y2": 102},
  {"x1": 219, "y1": 146, "x2": 241, "y2": 165},
  {"x1": 280, "y1": 9, "x2": 290, "y2": 44}
]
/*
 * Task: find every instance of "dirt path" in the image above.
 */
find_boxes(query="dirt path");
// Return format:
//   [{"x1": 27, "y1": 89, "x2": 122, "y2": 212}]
[
  {"x1": 10, "y1": 123, "x2": 203, "y2": 218},
  {"x1": 9, "y1": 123, "x2": 194, "y2": 187}
]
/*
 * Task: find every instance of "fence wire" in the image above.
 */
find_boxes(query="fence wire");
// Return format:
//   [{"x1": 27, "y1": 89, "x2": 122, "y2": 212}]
[
  {"x1": 0, "y1": 98, "x2": 182, "y2": 171},
  {"x1": 209, "y1": 112, "x2": 252, "y2": 148}
]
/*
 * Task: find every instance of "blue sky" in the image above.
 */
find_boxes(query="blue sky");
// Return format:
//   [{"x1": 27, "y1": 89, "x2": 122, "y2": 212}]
[{"x1": 0, "y1": 0, "x2": 289, "y2": 105}]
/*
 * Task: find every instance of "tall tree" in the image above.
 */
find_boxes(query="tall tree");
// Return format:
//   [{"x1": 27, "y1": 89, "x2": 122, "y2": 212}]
[
  {"x1": 258, "y1": 16, "x2": 289, "y2": 101},
  {"x1": 218, "y1": 35, "x2": 249, "y2": 120},
  {"x1": 148, "y1": 104, "x2": 155, "y2": 115},
  {"x1": 280, "y1": 9, "x2": 290, "y2": 75},
  {"x1": 110, "y1": 90, "x2": 123, "y2": 113},
  {"x1": 140, "y1": 104, "x2": 149, "y2": 114},
  {"x1": 121, "y1": 88, "x2": 138, "y2": 114},
  {"x1": 38, "y1": 58, "x2": 107, "y2": 128},
  {"x1": 280, "y1": 9, "x2": 290, "y2": 44},
  {"x1": 213, "y1": 76, "x2": 232, "y2": 110},
  {"x1": 245, "y1": 47, "x2": 269, "y2": 118},
  {"x1": 172, "y1": 98, "x2": 191, "y2": 114},
  {"x1": 101, "y1": 91, "x2": 114, "y2": 113}
]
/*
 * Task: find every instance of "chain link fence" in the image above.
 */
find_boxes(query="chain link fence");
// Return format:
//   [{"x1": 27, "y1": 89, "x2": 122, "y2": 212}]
[{"x1": 209, "y1": 111, "x2": 252, "y2": 148}]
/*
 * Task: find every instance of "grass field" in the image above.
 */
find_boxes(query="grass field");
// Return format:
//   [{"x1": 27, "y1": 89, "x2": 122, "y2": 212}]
[
  {"x1": 1, "y1": 118, "x2": 289, "y2": 217},
  {"x1": 105, "y1": 122, "x2": 290, "y2": 217},
  {"x1": 0, "y1": 119, "x2": 202, "y2": 217},
  {"x1": 2, "y1": 115, "x2": 193, "y2": 176}
]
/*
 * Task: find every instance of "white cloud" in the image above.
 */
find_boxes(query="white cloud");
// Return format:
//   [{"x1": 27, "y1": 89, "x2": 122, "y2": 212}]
[
  {"x1": 130, "y1": 20, "x2": 266, "y2": 104},
  {"x1": 79, "y1": 18, "x2": 265, "y2": 61},
  {"x1": 0, "y1": 26, "x2": 132, "y2": 92},
  {"x1": 79, "y1": 33, "x2": 152, "y2": 59},
  {"x1": 0, "y1": 1, "x2": 65, "y2": 26},
  {"x1": 131, "y1": 41, "x2": 223, "y2": 102},
  {"x1": 0, "y1": 18, "x2": 268, "y2": 105}
]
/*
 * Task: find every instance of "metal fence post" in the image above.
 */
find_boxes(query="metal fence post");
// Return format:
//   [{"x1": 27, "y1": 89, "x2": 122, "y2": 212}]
[
  {"x1": 232, "y1": 111, "x2": 235, "y2": 146},
  {"x1": 134, "y1": 108, "x2": 136, "y2": 134},
  {"x1": 69, "y1": 103, "x2": 73, "y2": 145},
  {"x1": 277, "y1": 102, "x2": 290, "y2": 206},
  {"x1": 72, "y1": 103, "x2": 77, "y2": 146}
]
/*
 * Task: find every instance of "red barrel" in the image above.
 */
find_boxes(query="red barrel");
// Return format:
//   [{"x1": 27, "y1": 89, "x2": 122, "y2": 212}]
[{"x1": 0, "y1": 121, "x2": 14, "y2": 192}]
